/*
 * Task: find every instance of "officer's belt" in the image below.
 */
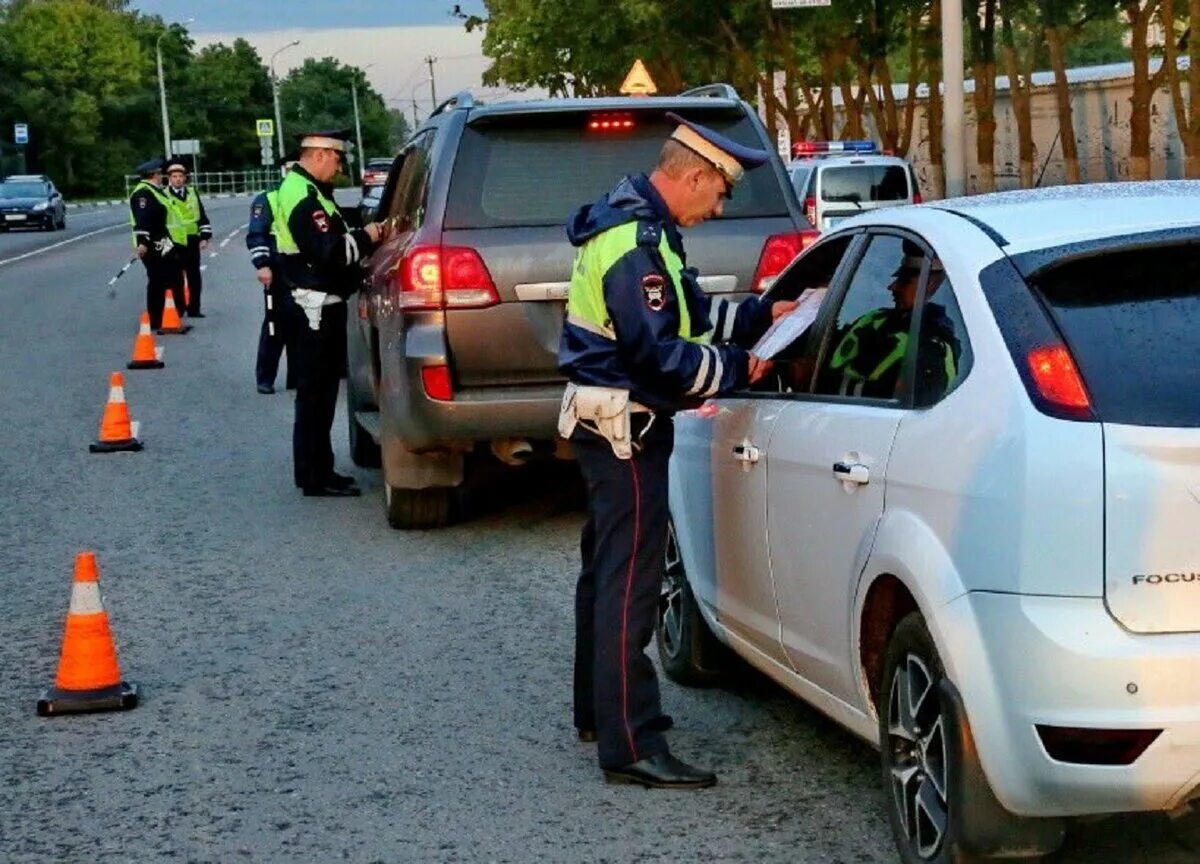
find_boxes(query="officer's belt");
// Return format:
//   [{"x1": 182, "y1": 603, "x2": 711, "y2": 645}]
[{"x1": 558, "y1": 383, "x2": 651, "y2": 460}]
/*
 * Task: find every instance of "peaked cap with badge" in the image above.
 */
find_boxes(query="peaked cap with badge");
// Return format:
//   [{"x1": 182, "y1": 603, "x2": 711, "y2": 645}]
[
  {"x1": 664, "y1": 112, "x2": 771, "y2": 188},
  {"x1": 295, "y1": 128, "x2": 353, "y2": 153}
]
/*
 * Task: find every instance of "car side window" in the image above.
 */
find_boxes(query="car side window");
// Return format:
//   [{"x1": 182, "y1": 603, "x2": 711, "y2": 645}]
[
  {"x1": 912, "y1": 274, "x2": 971, "y2": 408},
  {"x1": 813, "y1": 234, "x2": 916, "y2": 402},
  {"x1": 383, "y1": 131, "x2": 435, "y2": 231}
]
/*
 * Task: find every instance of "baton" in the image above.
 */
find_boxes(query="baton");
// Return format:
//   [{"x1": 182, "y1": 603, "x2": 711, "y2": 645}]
[{"x1": 107, "y1": 254, "x2": 138, "y2": 287}]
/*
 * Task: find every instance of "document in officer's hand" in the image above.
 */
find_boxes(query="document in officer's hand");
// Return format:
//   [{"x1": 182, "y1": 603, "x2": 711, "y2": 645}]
[{"x1": 752, "y1": 288, "x2": 827, "y2": 361}]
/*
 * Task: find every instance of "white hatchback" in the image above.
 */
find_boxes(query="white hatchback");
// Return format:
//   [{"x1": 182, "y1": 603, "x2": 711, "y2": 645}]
[{"x1": 660, "y1": 183, "x2": 1200, "y2": 862}]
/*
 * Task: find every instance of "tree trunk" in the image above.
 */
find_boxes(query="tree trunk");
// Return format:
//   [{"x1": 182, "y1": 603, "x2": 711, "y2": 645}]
[
  {"x1": 970, "y1": 0, "x2": 998, "y2": 191},
  {"x1": 819, "y1": 53, "x2": 836, "y2": 138},
  {"x1": 925, "y1": 0, "x2": 946, "y2": 198},
  {"x1": 1045, "y1": 25, "x2": 1081, "y2": 184},
  {"x1": 899, "y1": 7, "x2": 922, "y2": 157},
  {"x1": 1126, "y1": 0, "x2": 1160, "y2": 180},
  {"x1": 1000, "y1": 7, "x2": 1036, "y2": 187},
  {"x1": 760, "y1": 71, "x2": 780, "y2": 147}
]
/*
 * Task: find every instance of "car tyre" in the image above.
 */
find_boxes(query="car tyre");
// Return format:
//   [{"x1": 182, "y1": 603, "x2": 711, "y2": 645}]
[
  {"x1": 881, "y1": 612, "x2": 1062, "y2": 863},
  {"x1": 57, "y1": 212, "x2": 66, "y2": 230},
  {"x1": 656, "y1": 519, "x2": 729, "y2": 686},
  {"x1": 348, "y1": 411, "x2": 381, "y2": 468},
  {"x1": 384, "y1": 483, "x2": 453, "y2": 530}
]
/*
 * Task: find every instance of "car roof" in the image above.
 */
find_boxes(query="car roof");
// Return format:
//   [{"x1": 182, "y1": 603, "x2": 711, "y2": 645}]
[
  {"x1": 796, "y1": 154, "x2": 911, "y2": 170},
  {"x1": 2, "y1": 175, "x2": 48, "y2": 182},
  {"x1": 463, "y1": 95, "x2": 745, "y2": 122}
]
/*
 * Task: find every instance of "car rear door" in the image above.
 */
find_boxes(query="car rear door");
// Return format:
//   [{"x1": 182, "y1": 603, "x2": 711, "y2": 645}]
[{"x1": 1031, "y1": 243, "x2": 1200, "y2": 633}]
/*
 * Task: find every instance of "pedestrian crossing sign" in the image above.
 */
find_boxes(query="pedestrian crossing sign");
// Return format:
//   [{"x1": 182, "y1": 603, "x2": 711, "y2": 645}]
[
  {"x1": 619, "y1": 60, "x2": 657, "y2": 97},
  {"x1": 256, "y1": 119, "x2": 274, "y2": 138}
]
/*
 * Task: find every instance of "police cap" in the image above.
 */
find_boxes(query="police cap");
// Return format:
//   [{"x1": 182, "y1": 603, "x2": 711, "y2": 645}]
[
  {"x1": 135, "y1": 157, "x2": 165, "y2": 178},
  {"x1": 165, "y1": 156, "x2": 189, "y2": 175},
  {"x1": 664, "y1": 112, "x2": 770, "y2": 186},
  {"x1": 296, "y1": 129, "x2": 353, "y2": 153}
]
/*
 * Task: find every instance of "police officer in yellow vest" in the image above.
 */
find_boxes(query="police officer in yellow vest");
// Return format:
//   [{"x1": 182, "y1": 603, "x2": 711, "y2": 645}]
[
  {"x1": 165, "y1": 157, "x2": 212, "y2": 317},
  {"x1": 274, "y1": 130, "x2": 390, "y2": 497},
  {"x1": 129, "y1": 157, "x2": 187, "y2": 332},
  {"x1": 558, "y1": 114, "x2": 796, "y2": 788}
]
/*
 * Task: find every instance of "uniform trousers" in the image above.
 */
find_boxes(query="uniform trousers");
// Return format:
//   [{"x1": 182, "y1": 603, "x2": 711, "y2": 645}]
[
  {"x1": 284, "y1": 297, "x2": 347, "y2": 489},
  {"x1": 183, "y1": 236, "x2": 204, "y2": 315},
  {"x1": 572, "y1": 414, "x2": 673, "y2": 770},
  {"x1": 256, "y1": 284, "x2": 297, "y2": 390},
  {"x1": 142, "y1": 249, "x2": 182, "y2": 331}
]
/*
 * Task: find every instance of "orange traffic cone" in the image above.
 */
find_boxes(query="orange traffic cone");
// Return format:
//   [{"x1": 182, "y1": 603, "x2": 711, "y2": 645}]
[
  {"x1": 158, "y1": 291, "x2": 192, "y2": 335},
  {"x1": 89, "y1": 372, "x2": 143, "y2": 453},
  {"x1": 37, "y1": 552, "x2": 139, "y2": 716},
  {"x1": 126, "y1": 312, "x2": 165, "y2": 370}
]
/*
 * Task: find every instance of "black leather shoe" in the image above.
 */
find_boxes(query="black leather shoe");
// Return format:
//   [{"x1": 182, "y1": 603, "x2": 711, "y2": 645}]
[
  {"x1": 257, "y1": 384, "x2": 275, "y2": 394},
  {"x1": 578, "y1": 714, "x2": 673, "y2": 743},
  {"x1": 603, "y1": 752, "x2": 717, "y2": 789},
  {"x1": 325, "y1": 471, "x2": 356, "y2": 489},
  {"x1": 302, "y1": 484, "x2": 361, "y2": 498}
]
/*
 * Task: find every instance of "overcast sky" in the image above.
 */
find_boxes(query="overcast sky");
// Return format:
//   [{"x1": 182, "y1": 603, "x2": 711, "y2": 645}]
[{"x1": 130, "y1": 1, "x2": 522, "y2": 115}]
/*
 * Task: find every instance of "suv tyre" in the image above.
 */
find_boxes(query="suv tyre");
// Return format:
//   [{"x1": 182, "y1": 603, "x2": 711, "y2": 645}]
[
  {"x1": 347, "y1": 410, "x2": 381, "y2": 468},
  {"x1": 656, "y1": 520, "x2": 728, "y2": 686},
  {"x1": 384, "y1": 482, "x2": 453, "y2": 530}
]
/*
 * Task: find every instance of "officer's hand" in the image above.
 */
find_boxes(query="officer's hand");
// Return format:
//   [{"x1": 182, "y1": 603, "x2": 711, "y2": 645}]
[
  {"x1": 748, "y1": 353, "x2": 774, "y2": 384},
  {"x1": 136, "y1": 245, "x2": 148, "y2": 259},
  {"x1": 771, "y1": 300, "x2": 799, "y2": 321},
  {"x1": 364, "y1": 221, "x2": 390, "y2": 244},
  {"x1": 256, "y1": 267, "x2": 272, "y2": 288}
]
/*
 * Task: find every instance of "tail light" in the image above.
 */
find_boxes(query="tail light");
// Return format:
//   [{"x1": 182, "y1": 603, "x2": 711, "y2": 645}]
[
  {"x1": 751, "y1": 231, "x2": 817, "y2": 293},
  {"x1": 587, "y1": 113, "x2": 635, "y2": 132},
  {"x1": 912, "y1": 193, "x2": 923, "y2": 205},
  {"x1": 1027, "y1": 345, "x2": 1090, "y2": 411},
  {"x1": 395, "y1": 245, "x2": 500, "y2": 311},
  {"x1": 421, "y1": 365, "x2": 453, "y2": 401},
  {"x1": 803, "y1": 196, "x2": 816, "y2": 226}
]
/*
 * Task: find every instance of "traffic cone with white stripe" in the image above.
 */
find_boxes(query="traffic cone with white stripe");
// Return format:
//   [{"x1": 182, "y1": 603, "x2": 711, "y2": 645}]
[
  {"x1": 37, "y1": 552, "x2": 139, "y2": 716},
  {"x1": 158, "y1": 291, "x2": 191, "y2": 335},
  {"x1": 126, "y1": 312, "x2": 165, "y2": 369},
  {"x1": 89, "y1": 372, "x2": 143, "y2": 453}
]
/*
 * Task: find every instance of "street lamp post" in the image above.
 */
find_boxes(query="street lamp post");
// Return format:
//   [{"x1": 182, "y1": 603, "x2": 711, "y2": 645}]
[
  {"x1": 156, "y1": 18, "x2": 194, "y2": 158},
  {"x1": 941, "y1": 0, "x2": 966, "y2": 197},
  {"x1": 270, "y1": 40, "x2": 301, "y2": 159},
  {"x1": 351, "y1": 64, "x2": 374, "y2": 183},
  {"x1": 409, "y1": 79, "x2": 432, "y2": 129}
]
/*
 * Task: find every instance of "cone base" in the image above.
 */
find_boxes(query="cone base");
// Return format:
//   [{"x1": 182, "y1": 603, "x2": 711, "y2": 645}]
[
  {"x1": 126, "y1": 359, "x2": 165, "y2": 369},
  {"x1": 37, "y1": 680, "x2": 139, "y2": 716},
  {"x1": 89, "y1": 437, "x2": 143, "y2": 453},
  {"x1": 156, "y1": 325, "x2": 192, "y2": 335}
]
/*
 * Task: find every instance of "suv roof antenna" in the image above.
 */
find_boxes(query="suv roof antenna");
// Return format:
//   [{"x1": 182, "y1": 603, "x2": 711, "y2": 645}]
[
  {"x1": 430, "y1": 90, "x2": 476, "y2": 119},
  {"x1": 678, "y1": 83, "x2": 740, "y2": 100}
]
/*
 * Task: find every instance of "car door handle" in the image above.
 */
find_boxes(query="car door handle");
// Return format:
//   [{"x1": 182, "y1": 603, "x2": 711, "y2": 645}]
[
  {"x1": 732, "y1": 443, "x2": 760, "y2": 464},
  {"x1": 832, "y1": 461, "x2": 870, "y2": 484}
]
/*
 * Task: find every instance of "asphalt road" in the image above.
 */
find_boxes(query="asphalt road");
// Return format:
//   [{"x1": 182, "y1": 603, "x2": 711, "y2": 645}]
[{"x1": 0, "y1": 195, "x2": 1196, "y2": 863}]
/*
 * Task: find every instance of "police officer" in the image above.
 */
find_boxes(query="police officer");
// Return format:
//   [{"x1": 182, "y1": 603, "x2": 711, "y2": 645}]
[
  {"x1": 273, "y1": 130, "x2": 390, "y2": 497},
  {"x1": 558, "y1": 114, "x2": 796, "y2": 788},
  {"x1": 165, "y1": 157, "x2": 212, "y2": 317},
  {"x1": 129, "y1": 157, "x2": 186, "y2": 332},
  {"x1": 246, "y1": 160, "x2": 297, "y2": 394}
]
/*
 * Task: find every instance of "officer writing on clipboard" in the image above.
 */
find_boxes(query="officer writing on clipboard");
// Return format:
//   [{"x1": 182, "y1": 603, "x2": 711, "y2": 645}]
[{"x1": 558, "y1": 114, "x2": 797, "y2": 789}]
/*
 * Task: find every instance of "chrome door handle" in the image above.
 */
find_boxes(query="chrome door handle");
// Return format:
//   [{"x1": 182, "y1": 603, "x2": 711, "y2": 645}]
[
  {"x1": 832, "y1": 461, "x2": 870, "y2": 485},
  {"x1": 732, "y1": 443, "x2": 761, "y2": 464}
]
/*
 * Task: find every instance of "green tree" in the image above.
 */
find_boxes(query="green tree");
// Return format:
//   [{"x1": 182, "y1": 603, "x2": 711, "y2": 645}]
[
  {"x1": 279, "y1": 57, "x2": 393, "y2": 168},
  {"x1": 178, "y1": 39, "x2": 274, "y2": 171}
]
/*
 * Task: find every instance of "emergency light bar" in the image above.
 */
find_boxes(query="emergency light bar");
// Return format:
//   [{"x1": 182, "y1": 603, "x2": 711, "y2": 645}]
[{"x1": 792, "y1": 140, "x2": 877, "y2": 156}]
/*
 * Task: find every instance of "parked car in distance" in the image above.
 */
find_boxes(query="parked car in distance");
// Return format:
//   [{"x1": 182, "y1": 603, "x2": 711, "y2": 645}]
[
  {"x1": 0, "y1": 174, "x2": 66, "y2": 231},
  {"x1": 661, "y1": 182, "x2": 1200, "y2": 862},
  {"x1": 361, "y1": 157, "x2": 391, "y2": 197},
  {"x1": 349, "y1": 85, "x2": 814, "y2": 529},
  {"x1": 787, "y1": 141, "x2": 920, "y2": 231},
  {"x1": 359, "y1": 185, "x2": 382, "y2": 225}
]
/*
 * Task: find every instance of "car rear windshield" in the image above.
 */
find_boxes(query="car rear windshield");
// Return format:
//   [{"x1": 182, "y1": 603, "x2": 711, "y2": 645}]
[
  {"x1": 820, "y1": 165, "x2": 908, "y2": 203},
  {"x1": 1032, "y1": 243, "x2": 1200, "y2": 427},
  {"x1": 0, "y1": 182, "x2": 46, "y2": 198},
  {"x1": 444, "y1": 110, "x2": 789, "y2": 229}
]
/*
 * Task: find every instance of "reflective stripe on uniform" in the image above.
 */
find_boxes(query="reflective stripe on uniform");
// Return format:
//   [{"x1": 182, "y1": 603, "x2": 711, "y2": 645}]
[{"x1": 566, "y1": 313, "x2": 615, "y2": 340}]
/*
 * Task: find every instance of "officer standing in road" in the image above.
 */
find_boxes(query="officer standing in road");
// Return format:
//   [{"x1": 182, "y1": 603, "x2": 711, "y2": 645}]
[
  {"x1": 246, "y1": 160, "x2": 297, "y2": 394},
  {"x1": 558, "y1": 114, "x2": 796, "y2": 789},
  {"x1": 165, "y1": 157, "x2": 212, "y2": 317},
  {"x1": 129, "y1": 157, "x2": 186, "y2": 332},
  {"x1": 273, "y1": 130, "x2": 390, "y2": 497}
]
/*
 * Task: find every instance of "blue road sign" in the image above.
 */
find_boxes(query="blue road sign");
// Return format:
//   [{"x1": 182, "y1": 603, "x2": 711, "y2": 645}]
[{"x1": 14, "y1": 123, "x2": 28, "y2": 145}]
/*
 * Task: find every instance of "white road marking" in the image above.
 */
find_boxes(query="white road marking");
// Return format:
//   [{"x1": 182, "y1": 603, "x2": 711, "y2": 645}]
[
  {"x1": 0, "y1": 222, "x2": 127, "y2": 268},
  {"x1": 200, "y1": 264, "x2": 208, "y2": 272},
  {"x1": 219, "y1": 237, "x2": 232, "y2": 248}
]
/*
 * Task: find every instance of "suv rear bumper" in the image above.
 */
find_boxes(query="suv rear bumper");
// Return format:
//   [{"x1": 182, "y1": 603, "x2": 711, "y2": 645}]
[{"x1": 940, "y1": 591, "x2": 1200, "y2": 818}]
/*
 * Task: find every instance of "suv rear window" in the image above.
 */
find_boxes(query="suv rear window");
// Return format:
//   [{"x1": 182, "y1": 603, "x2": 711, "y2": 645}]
[
  {"x1": 444, "y1": 110, "x2": 788, "y2": 229},
  {"x1": 820, "y1": 165, "x2": 909, "y2": 203},
  {"x1": 1033, "y1": 244, "x2": 1200, "y2": 427}
]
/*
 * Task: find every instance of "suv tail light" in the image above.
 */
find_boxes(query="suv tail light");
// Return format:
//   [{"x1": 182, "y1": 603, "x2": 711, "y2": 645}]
[
  {"x1": 1027, "y1": 345, "x2": 1090, "y2": 411},
  {"x1": 421, "y1": 365, "x2": 454, "y2": 401},
  {"x1": 751, "y1": 231, "x2": 817, "y2": 293},
  {"x1": 803, "y1": 196, "x2": 816, "y2": 226},
  {"x1": 395, "y1": 245, "x2": 500, "y2": 311},
  {"x1": 912, "y1": 192, "x2": 923, "y2": 204}
]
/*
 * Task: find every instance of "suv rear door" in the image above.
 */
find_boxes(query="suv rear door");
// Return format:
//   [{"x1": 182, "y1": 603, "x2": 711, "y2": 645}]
[
  {"x1": 1031, "y1": 242, "x2": 1200, "y2": 633},
  {"x1": 817, "y1": 161, "x2": 912, "y2": 230},
  {"x1": 440, "y1": 106, "x2": 803, "y2": 389}
]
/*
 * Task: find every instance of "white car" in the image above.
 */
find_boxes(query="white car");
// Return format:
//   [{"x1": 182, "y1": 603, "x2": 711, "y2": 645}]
[
  {"x1": 787, "y1": 143, "x2": 921, "y2": 231},
  {"x1": 660, "y1": 182, "x2": 1200, "y2": 862}
]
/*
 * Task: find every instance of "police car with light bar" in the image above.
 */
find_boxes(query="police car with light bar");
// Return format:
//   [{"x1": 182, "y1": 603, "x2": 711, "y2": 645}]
[{"x1": 787, "y1": 140, "x2": 921, "y2": 231}]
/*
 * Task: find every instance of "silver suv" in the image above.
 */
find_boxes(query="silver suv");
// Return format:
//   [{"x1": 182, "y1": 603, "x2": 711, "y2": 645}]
[{"x1": 348, "y1": 86, "x2": 810, "y2": 528}]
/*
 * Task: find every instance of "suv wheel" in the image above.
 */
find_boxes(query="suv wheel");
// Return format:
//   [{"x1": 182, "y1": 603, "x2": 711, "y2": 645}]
[
  {"x1": 348, "y1": 411, "x2": 381, "y2": 468},
  {"x1": 881, "y1": 612, "x2": 1061, "y2": 864},
  {"x1": 655, "y1": 519, "x2": 728, "y2": 686},
  {"x1": 384, "y1": 482, "x2": 453, "y2": 530}
]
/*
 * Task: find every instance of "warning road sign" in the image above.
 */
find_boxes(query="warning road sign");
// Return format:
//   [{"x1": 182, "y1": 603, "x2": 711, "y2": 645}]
[
  {"x1": 619, "y1": 59, "x2": 657, "y2": 97},
  {"x1": 256, "y1": 119, "x2": 275, "y2": 138}
]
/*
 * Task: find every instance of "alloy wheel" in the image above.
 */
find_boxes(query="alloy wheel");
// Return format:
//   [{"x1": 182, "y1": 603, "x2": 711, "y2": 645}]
[
  {"x1": 658, "y1": 521, "x2": 685, "y2": 661},
  {"x1": 887, "y1": 653, "x2": 949, "y2": 860}
]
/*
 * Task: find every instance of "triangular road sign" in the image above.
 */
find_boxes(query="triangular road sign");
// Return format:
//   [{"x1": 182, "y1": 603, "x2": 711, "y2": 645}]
[{"x1": 619, "y1": 59, "x2": 657, "y2": 96}]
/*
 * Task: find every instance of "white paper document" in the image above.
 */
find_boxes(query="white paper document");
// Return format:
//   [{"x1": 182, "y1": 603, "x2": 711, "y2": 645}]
[{"x1": 752, "y1": 288, "x2": 827, "y2": 360}]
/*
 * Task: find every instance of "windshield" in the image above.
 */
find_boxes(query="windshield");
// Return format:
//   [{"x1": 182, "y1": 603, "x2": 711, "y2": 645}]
[
  {"x1": 820, "y1": 165, "x2": 909, "y2": 204},
  {"x1": 0, "y1": 182, "x2": 46, "y2": 199},
  {"x1": 1032, "y1": 243, "x2": 1200, "y2": 427}
]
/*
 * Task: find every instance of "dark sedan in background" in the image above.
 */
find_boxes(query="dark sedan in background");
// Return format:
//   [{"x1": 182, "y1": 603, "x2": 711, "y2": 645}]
[{"x1": 0, "y1": 175, "x2": 66, "y2": 231}]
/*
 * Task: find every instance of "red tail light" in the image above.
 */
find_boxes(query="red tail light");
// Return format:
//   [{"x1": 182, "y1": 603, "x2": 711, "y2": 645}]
[
  {"x1": 1028, "y1": 345, "x2": 1090, "y2": 410},
  {"x1": 803, "y1": 195, "x2": 816, "y2": 226},
  {"x1": 395, "y1": 245, "x2": 500, "y2": 311},
  {"x1": 421, "y1": 365, "x2": 453, "y2": 401},
  {"x1": 912, "y1": 192, "x2": 923, "y2": 204},
  {"x1": 751, "y1": 231, "x2": 816, "y2": 293},
  {"x1": 587, "y1": 113, "x2": 635, "y2": 132}
]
